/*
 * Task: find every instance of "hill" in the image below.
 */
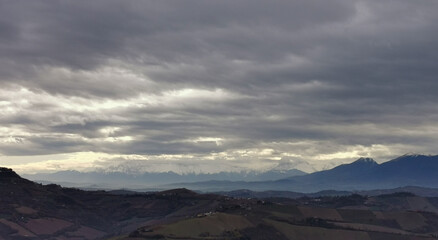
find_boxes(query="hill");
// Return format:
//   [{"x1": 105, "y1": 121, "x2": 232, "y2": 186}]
[
  {"x1": 216, "y1": 186, "x2": 438, "y2": 199},
  {"x1": 117, "y1": 192, "x2": 438, "y2": 240},
  {"x1": 2, "y1": 167, "x2": 438, "y2": 240},
  {"x1": 0, "y1": 167, "x2": 226, "y2": 239}
]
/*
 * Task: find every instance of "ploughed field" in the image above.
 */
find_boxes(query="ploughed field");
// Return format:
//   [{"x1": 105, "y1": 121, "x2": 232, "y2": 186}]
[{"x1": 1, "y1": 167, "x2": 438, "y2": 240}]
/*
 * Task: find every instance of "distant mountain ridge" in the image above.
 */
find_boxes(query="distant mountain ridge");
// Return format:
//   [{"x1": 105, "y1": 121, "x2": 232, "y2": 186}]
[
  {"x1": 23, "y1": 168, "x2": 306, "y2": 189},
  {"x1": 166, "y1": 154, "x2": 438, "y2": 192},
  {"x1": 217, "y1": 186, "x2": 438, "y2": 199},
  {"x1": 19, "y1": 154, "x2": 438, "y2": 192}
]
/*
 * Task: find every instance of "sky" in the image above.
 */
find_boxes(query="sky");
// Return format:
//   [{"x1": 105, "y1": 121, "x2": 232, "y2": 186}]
[{"x1": 1, "y1": 0, "x2": 438, "y2": 174}]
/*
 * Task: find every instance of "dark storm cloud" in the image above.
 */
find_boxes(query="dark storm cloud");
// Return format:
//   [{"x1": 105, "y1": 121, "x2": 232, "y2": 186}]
[
  {"x1": 1, "y1": 0, "x2": 438, "y2": 169},
  {"x1": 0, "y1": 0, "x2": 356, "y2": 95}
]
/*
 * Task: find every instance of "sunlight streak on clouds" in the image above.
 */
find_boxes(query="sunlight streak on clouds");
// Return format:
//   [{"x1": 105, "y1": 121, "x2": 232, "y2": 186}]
[{"x1": 1, "y1": 0, "x2": 438, "y2": 173}]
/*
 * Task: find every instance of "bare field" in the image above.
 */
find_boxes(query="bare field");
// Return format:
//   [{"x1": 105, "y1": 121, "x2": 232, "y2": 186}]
[
  {"x1": 23, "y1": 218, "x2": 73, "y2": 235},
  {"x1": 15, "y1": 206, "x2": 38, "y2": 215},
  {"x1": 407, "y1": 197, "x2": 438, "y2": 213},
  {"x1": 65, "y1": 226, "x2": 107, "y2": 239},
  {"x1": 0, "y1": 219, "x2": 36, "y2": 237},
  {"x1": 382, "y1": 212, "x2": 427, "y2": 231},
  {"x1": 265, "y1": 218, "x2": 372, "y2": 240},
  {"x1": 368, "y1": 231, "x2": 437, "y2": 240},
  {"x1": 151, "y1": 213, "x2": 254, "y2": 238},
  {"x1": 298, "y1": 206, "x2": 343, "y2": 221},
  {"x1": 337, "y1": 209, "x2": 377, "y2": 223},
  {"x1": 332, "y1": 221, "x2": 410, "y2": 235}
]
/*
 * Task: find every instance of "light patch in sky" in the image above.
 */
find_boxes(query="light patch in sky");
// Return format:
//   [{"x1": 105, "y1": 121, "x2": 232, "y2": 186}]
[
  {"x1": 2, "y1": 152, "x2": 112, "y2": 173},
  {"x1": 1, "y1": 0, "x2": 438, "y2": 174}
]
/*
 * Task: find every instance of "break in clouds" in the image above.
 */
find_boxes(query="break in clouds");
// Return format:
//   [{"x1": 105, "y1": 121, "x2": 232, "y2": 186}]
[{"x1": 1, "y1": 0, "x2": 438, "y2": 173}]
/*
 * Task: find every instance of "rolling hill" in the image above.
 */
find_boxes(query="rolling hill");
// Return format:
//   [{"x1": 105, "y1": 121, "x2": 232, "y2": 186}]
[
  {"x1": 0, "y1": 167, "x2": 227, "y2": 239},
  {"x1": 3, "y1": 166, "x2": 438, "y2": 240}
]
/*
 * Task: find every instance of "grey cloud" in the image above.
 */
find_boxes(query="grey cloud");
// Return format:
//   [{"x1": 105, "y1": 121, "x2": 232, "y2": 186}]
[
  {"x1": 1, "y1": 0, "x2": 438, "y2": 170},
  {"x1": 0, "y1": 0, "x2": 356, "y2": 95}
]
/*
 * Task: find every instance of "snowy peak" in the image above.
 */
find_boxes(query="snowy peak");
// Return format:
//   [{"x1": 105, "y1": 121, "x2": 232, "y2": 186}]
[
  {"x1": 395, "y1": 153, "x2": 430, "y2": 160},
  {"x1": 401, "y1": 152, "x2": 424, "y2": 158}
]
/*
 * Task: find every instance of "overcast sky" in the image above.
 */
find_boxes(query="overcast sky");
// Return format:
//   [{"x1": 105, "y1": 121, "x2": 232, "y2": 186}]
[{"x1": 1, "y1": 0, "x2": 438, "y2": 174}]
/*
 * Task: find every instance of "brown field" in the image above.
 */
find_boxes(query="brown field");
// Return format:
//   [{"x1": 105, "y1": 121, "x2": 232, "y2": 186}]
[
  {"x1": 54, "y1": 236, "x2": 83, "y2": 240},
  {"x1": 264, "y1": 204, "x2": 303, "y2": 216},
  {"x1": 151, "y1": 213, "x2": 254, "y2": 238},
  {"x1": 337, "y1": 209, "x2": 377, "y2": 223},
  {"x1": 382, "y1": 212, "x2": 427, "y2": 231},
  {"x1": 368, "y1": 232, "x2": 436, "y2": 240},
  {"x1": 332, "y1": 221, "x2": 410, "y2": 235},
  {"x1": 373, "y1": 211, "x2": 386, "y2": 219},
  {"x1": 298, "y1": 206, "x2": 343, "y2": 221},
  {"x1": 407, "y1": 197, "x2": 438, "y2": 213},
  {"x1": 65, "y1": 226, "x2": 107, "y2": 239},
  {"x1": 23, "y1": 218, "x2": 73, "y2": 235},
  {"x1": 0, "y1": 219, "x2": 36, "y2": 237},
  {"x1": 270, "y1": 210, "x2": 297, "y2": 219},
  {"x1": 15, "y1": 206, "x2": 38, "y2": 215},
  {"x1": 265, "y1": 218, "x2": 372, "y2": 240}
]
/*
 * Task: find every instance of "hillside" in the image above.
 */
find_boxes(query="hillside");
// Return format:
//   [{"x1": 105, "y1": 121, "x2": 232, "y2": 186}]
[
  {"x1": 0, "y1": 167, "x2": 226, "y2": 239},
  {"x1": 2, "y1": 167, "x2": 438, "y2": 240},
  {"x1": 217, "y1": 186, "x2": 438, "y2": 199},
  {"x1": 117, "y1": 192, "x2": 438, "y2": 240}
]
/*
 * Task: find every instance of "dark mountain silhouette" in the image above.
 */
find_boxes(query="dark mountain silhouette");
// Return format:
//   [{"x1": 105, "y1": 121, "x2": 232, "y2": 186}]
[
  {"x1": 372, "y1": 154, "x2": 438, "y2": 185},
  {"x1": 296, "y1": 154, "x2": 438, "y2": 190}
]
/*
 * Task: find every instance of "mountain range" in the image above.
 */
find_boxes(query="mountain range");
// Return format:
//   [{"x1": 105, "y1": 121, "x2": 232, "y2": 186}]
[
  {"x1": 20, "y1": 154, "x2": 438, "y2": 193},
  {"x1": 166, "y1": 154, "x2": 438, "y2": 192},
  {"x1": 23, "y1": 168, "x2": 306, "y2": 190}
]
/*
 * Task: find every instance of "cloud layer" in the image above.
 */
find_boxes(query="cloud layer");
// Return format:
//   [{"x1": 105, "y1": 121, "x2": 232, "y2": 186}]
[{"x1": 1, "y1": 0, "x2": 438, "y2": 173}]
